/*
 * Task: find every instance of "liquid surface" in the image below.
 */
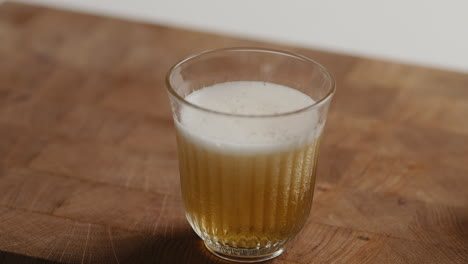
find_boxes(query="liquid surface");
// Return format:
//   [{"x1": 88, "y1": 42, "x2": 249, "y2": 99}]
[
  {"x1": 178, "y1": 81, "x2": 321, "y2": 154},
  {"x1": 185, "y1": 81, "x2": 314, "y2": 116},
  {"x1": 175, "y1": 81, "x2": 321, "y2": 252}
]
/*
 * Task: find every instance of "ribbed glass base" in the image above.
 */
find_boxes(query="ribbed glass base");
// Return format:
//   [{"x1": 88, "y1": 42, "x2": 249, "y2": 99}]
[{"x1": 204, "y1": 240, "x2": 285, "y2": 263}]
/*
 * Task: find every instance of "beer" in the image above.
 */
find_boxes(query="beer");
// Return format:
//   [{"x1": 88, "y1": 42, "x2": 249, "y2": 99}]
[{"x1": 174, "y1": 81, "x2": 323, "y2": 254}]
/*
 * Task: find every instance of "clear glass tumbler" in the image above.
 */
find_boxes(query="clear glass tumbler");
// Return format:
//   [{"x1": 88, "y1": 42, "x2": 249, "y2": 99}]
[{"x1": 166, "y1": 48, "x2": 335, "y2": 262}]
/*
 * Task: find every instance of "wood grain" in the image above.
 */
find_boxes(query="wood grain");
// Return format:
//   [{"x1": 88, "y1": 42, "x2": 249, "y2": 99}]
[{"x1": 1, "y1": 2, "x2": 468, "y2": 263}]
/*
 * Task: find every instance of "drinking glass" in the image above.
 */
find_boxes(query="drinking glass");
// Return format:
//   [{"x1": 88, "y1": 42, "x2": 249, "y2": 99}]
[{"x1": 166, "y1": 47, "x2": 335, "y2": 262}]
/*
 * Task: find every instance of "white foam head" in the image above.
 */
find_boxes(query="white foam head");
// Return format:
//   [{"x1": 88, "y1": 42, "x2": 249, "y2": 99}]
[{"x1": 175, "y1": 81, "x2": 324, "y2": 154}]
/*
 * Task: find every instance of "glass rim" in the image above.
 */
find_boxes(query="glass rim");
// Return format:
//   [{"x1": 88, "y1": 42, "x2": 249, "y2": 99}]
[{"x1": 165, "y1": 47, "x2": 336, "y2": 118}]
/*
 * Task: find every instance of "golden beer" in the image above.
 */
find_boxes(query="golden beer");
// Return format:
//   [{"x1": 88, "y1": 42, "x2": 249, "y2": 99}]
[
  {"x1": 172, "y1": 81, "x2": 324, "y2": 259},
  {"x1": 177, "y1": 131, "x2": 319, "y2": 250}
]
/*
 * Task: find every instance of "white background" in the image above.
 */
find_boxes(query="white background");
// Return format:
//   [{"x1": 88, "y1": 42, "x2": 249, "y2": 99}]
[{"x1": 14, "y1": 0, "x2": 468, "y2": 72}]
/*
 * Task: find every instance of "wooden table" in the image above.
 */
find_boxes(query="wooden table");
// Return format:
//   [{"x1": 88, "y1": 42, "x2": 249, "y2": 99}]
[{"x1": 1, "y1": 3, "x2": 467, "y2": 263}]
